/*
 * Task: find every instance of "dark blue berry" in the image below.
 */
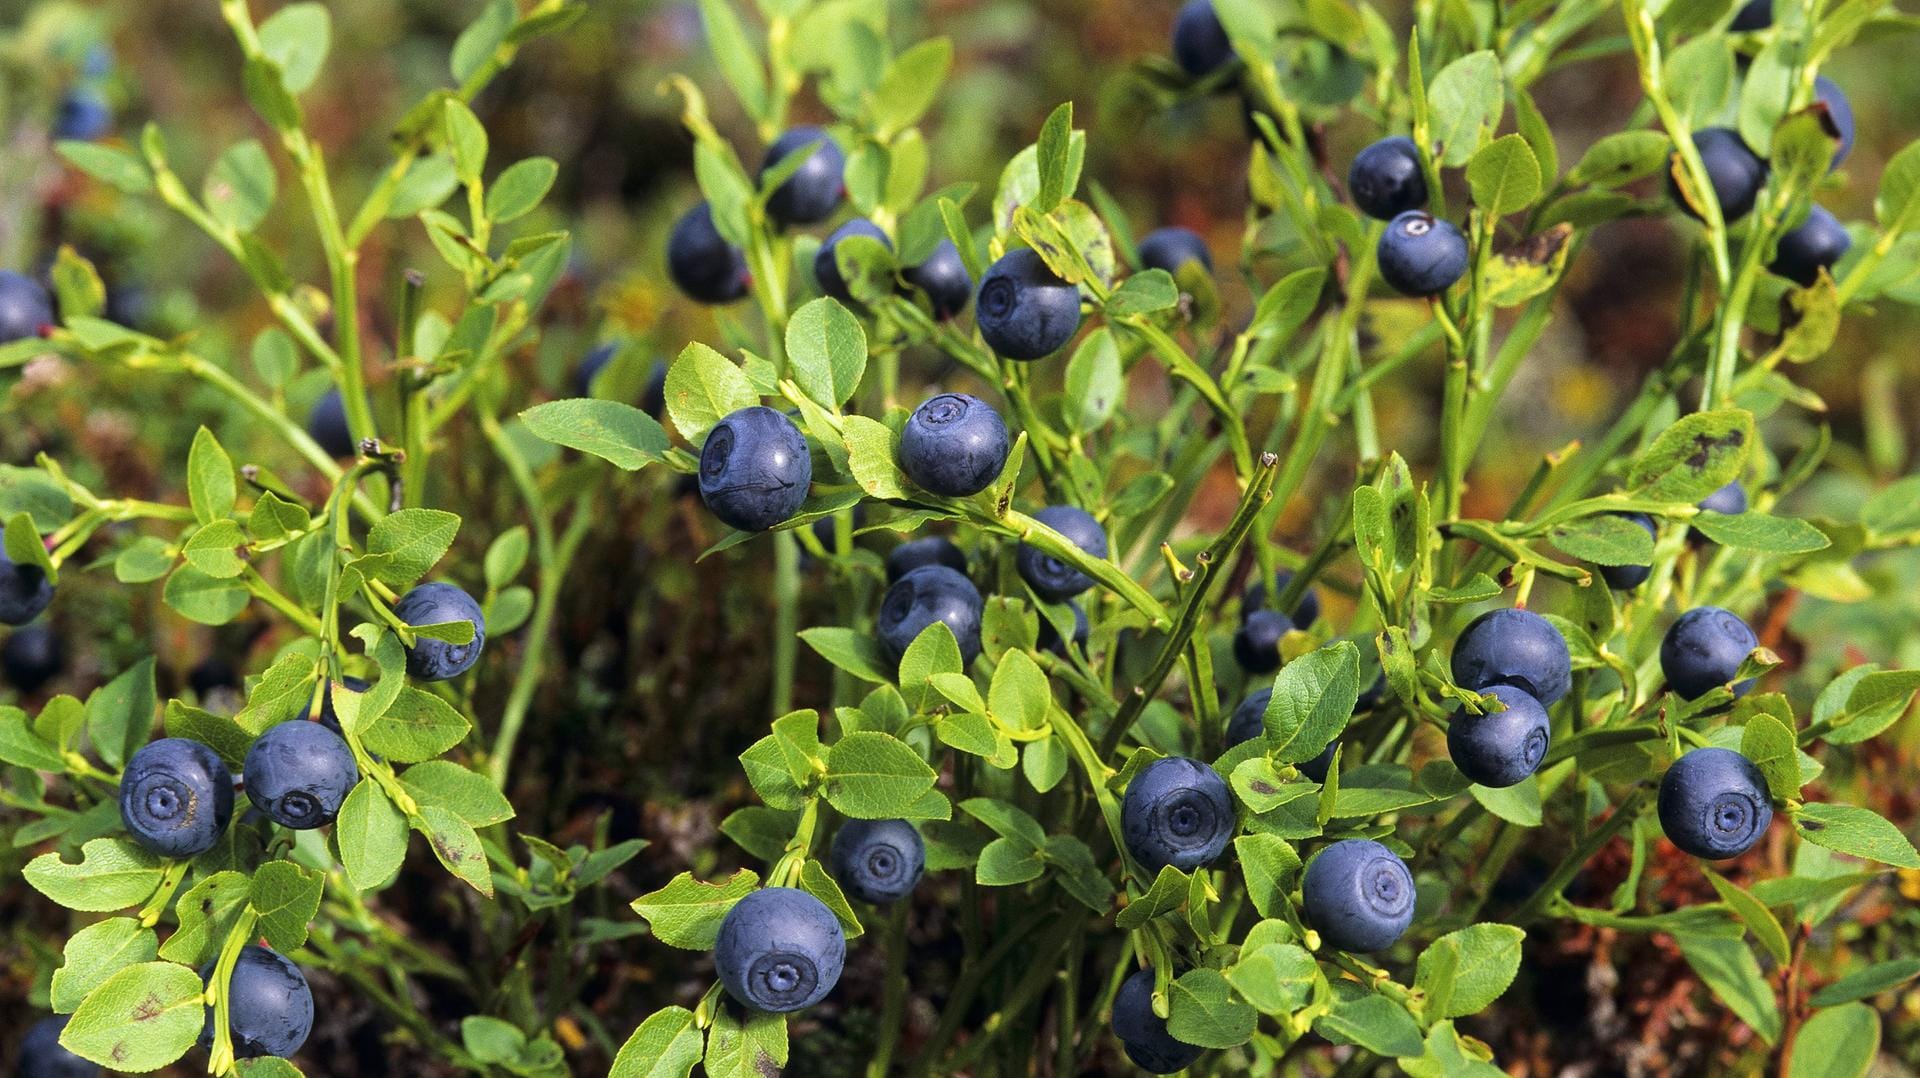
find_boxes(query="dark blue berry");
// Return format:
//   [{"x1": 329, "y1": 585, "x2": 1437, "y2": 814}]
[
  {"x1": 307, "y1": 387, "x2": 355, "y2": 458},
  {"x1": 1600, "y1": 512, "x2": 1658, "y2": 590},
  {"x1": 3, "y1": 625, "x2": 64, "y2": 694},
  {"x1": 885, "y1": 536, "x2": 967, "y2": 583},
  {"x1": 698, "y1": 406, "x2": 812, "y2": 532},
  {"x1": 1243, "y1": 568, "x2": 1320, "y2": 629},
  {"x1": 904, "y1": 240, "x2": 973, "y2": 319},
  {"x1": 713, "y1": 887, "x2": 846, "y2": 1013},
  {"x1": 200, "y1": 945, "x2": 313, "y2": 1059},
  {"x1": 1348, "y1": 136, "x2": 1428, "y2": 221},
  {"x1": 1171, "y1": 0, "x2": 1233, "y2": 77},
  {"x1": 1302, "y1": 838, "x2": 1416, "y2": 952},
  {"x1": 54, "y1": 87, "x2": 112, "y2": 141},
  {"x1": 1233, "y1": 610, "x2": 1292, "y2": 674},
  {"x1": 1137, "y1": 227, "x2": 1213, "y2": 275},
  {"x1": 1699, "y1": 480, "x2": 1748, "y2": 517},
  {"x1": 1016, "y1": 505, "x2": 1107, "y2": 602},
  {"x1": 668, "y1": 202, "x2": 750, "y2": 305},
  {"x1": 0, "y1": 270, "x2": 53, "y2": 343},
  {"x1": 899, "y1": 393, "x2": 1009, "y2": 497},
  {"x1": 1450, "y1": 607, "x2": 1572, "y2": 707},
  {"x1": 1816, "y1": 76, "x2": 1854, "y2": 169},
  {"x1": 1377, "y1": 211, "x2": 1468, "y2": 297},
  {"x1": 1121, "y1": 756, "x2": 1235, "y2": 873},
  {"x1": 975, "y1": 248, "x2": 1082, "y2": 360},
  {"x1": 189, "y1": 657, "x2": 242, "y2": 698},
  {"x1": 814, "y1": 218, "x2": 891, "y2": 304},
  {"x1": 244, "y1": 720, "x2": 358, "y2": 829},
  {"x1": 0, "y1": 555, "x2": 54, "y2": 627},
  {"x1": 1037, "y1": 600, "x2": 1089, "y2": 658},
  {"x1": 829, "y1": 818, "x2": 925, "y2": 904},
  {"x1": 17, "y1": 1015, "x2": 99, "y2": 1078},
  {"x1": 298, "y1": 676, "x2": 371, "y2": 735},
  {"x1": 1675, "y1": 129, "x2": 1768, "y2": 223},
  {"x1": 120, "y1": 738, "x2": 235, "y2": 859},
  {"x1": 394, "y1": 582, "x2": 487, "y2": 682},
  {"x1": 1658, "y1": 747, "x2": 1772, "y2": 859},
  {"x1": 1730, "y1": 0, "x2": 1770, "y2": 30},
  {"x1": 760, "y1": 127, "x2": 846, "y2": 226},
  {"x1": 876, "y1": 565, "x2": 983, "y2": 667},
  {"x1": 1448, "y1": 684, "x2": 1551, "y2": 788},
  {"x1": 1660, "y1": 606, "x2": 1758, "y2": 701},
  {"x1": 1111, "y1": 968, "x2": 1205, "y2": 1074},
  {"x1": 1769, "y1": 205, "x2": 1850, "y2": 286}
]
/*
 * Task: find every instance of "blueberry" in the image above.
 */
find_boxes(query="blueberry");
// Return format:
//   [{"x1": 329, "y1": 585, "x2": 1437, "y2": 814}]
[
  {"x1": 1699, "y1": 479, "x2": 1748, "y2": 517},
  {"x1": 394, "y1": 582, "x2": 487, "y2": 682},
  {"x1": 1450, "y1": 607, "x2": 1572, "y2": 707},
  {"x1": 1816, "y1": 76, "x2": 1854, "y2": 169},
  {"x1": 188, "y1": 656, "x2": 242, "y2": 698},
  {"x1": 0, "y1": 270, "x2": 53, "y2": 343},
  {"x1": 1233, "y1": 609, "x2": 1292, "y2": 674},
  {"x1": 975, "y1": 248, "x2": 1082, "y2": 361},
  {"x1": 17, "y1": 1015, "x2": 99, "y2": 1078},
  {"x1": 1348, "y1": 136, "x2": 1428, "y2": 221},
  {"x1": 885, "y1": 536, "x2": 967, "y2": 583},
  {"x1": 1301, "y1": 838, "x2": 1416, "y2": 953},
  {"x1": 1121, "y1": 756, "x2": 1236, "y2": 874},
  {"x1": 899, "y1": 393, "x2": 1010, "y2": 497},
  {"x1": 904, "y1": 240, "x2": 973, "y2": 319},
  {"x1": 713, "y1": 887, "x2": 846, "y2": 1013},
  {"x1": 1769, "y1": 205, "x2": 1850, "y2": 286},
  {"x1": 307, "y1": 387, "x2": 355, "y2": 458},
  {"x1": 1674, "y1": 128, "x2": 1768, "y2": 223},
  {"x1": 760, "y1": 126, "x2": 846, "y2": 226},
  {"x1": 1377, "y1": 211, "x2": 1468, "y2": 297},
  {"x1": 1037, "y1": 600, "x2": 1089, "y2": 658},
  {"x1": 1600, "y1": 512, "x2": 1658, "y2": 590},
  {"x1": 1730, "y1": 0, "x2": 1771, "y2": 30},
  {"x1": 3, "y1": 625, "x2": 64, "y2": 694},
  {"x1": 1111, "y1": 968, "x2": 1205, "y2": 1074},
  {"x1": 876, "y1": 565, "x2": 983, "y2": 667},
  {"x1": 1658, "y1": 747, "x2": 1773, "y2": 859},
  {"x1": 1137, "y1": 227, "x2": 1213, "y2": 275},
  {"x1": 53, "y1": 87, "x2": 112, "y2": 141},
  {"x1": 244, "y1": 720, "x2": 358, "y2": 829},
  {"x1": 1448, "y1": 684, "x2": 1551, "y2": 789},
  {"x1": 668, "y1": 202, "x2": 750, "y2": 304},
  {"x1": 829, "y1": 818, "x2": 925, "y2": 904},
  {"x1": 0, "y1": 556, "x2": 53, "y2": 627},
  {"x1": 1226, "y1": 688, "x2": 1338, "y2": 780},
  {"x1": 298, "y1": 676, "x2": 371, "y2": 735},
  {"x1": 1171, "y1": 0, "x2": 1234, "y2": 77},
  {"x1": 814, "y1": 218, "x2": 891, "y2": 304},
  {"x1": 1014, "y1": 507, "x2": 1104, "y2": 603},
  {"x1": 1660, "y1": 606, "x2": 1758, "y2": 701},
  {"x1": 1243, "y1": 568, "x2": 1320, "y2": 629},
  {"x1": 120, "y1": 738, "x2": 235, "y2": 859},
  {"x1": 200, "y1": 945, "x2": 314, "y2": 1059},
  {"x1": 698, "y1": 406, "x2": 812, "y2": 532},
  {"x1": 576, "y1": 345, "x2": 668, "y2": 418}
]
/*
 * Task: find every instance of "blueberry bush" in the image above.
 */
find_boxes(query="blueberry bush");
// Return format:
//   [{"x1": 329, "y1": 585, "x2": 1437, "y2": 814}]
[{"x1": 4, "y1": 0, "x2": 1920, "y2": 1075}]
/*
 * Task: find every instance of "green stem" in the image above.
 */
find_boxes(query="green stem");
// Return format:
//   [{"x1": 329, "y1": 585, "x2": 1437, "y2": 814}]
[{"x1": 867, "y1": 900, "x2": 912, "y2": 1078}]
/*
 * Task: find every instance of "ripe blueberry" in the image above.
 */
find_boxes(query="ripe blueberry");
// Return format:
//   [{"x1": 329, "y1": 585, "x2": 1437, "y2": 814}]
[
  {"x1": 1243, "y1": 568, "x2": 1320, "y2": 629},
  {"x1": 54, "y1": 87, "x2": 112, "y2": 141},
  {"x1": 885, "y1": 536, "x2": 967, "y2": 583},
  {"x1": 1016, "y1": 505, "x2": 1107, "y2": 602},
  {"x1": 698, "y1": 406, "x2": 813, "y2": 532},
  {"x1": 713, "y1": 887, "x2": 846, "y2": 1013},
  {"x1": 0, "y1": 270, "x2": 53, "y2": 343},
  {"x1": 1171, "y1": 0, "x2": 1233, "y2": 78},
  {"x1": 668, "y1": 202, "x2": 750, "y2": 305},
  {"x1": 120, "y1": 738, "x2": 235, "y2": 859},
  {"x1": 298, "y1": 676, "x2": 371, "y2": 735},
  {"x1": 899, "y1": 393, "x2": 1010, "y2": 497},
  {"x1": 1769, "y1": 205, "x2": 1850, "y2": 286},
  {"x1": 200, "y1": 945, "x2": 314, "y2": 1059},
  {"x1": 577, "y1": 346, "x2": 668, "y2": 418},
  {"x1": 1137, "y1": 227, "x2": 1213, "y2": 275},
  {"x1": 0, "y1": 554, "x2": 52, "y2": 627},
  {"x1": 829, "y1": 818, "x2": 925, "y2": 904},
  {"x1": 1730, "y1": 0, "x2": 1771, "y2": 30},
  {"x1": 876, "y1": 565, "x2": 983, "y2": 667},
  {"x1": 1377, "y1": 211, "x2": 1469, "y2": 297},
  {"x1": 903, "y1": 240, "x2": 973, "y2": 320},
  {"x1": 1816, "y1": 76, "x2": 1854, "y2": 169},
  {"x1": 189, "y1": 656, "x2": 242, "y2": 698},
  {"x1": 3, "y1": 625, "x2": 64, "y2": 694},
  {"x1": 760, "y1": 126, "x2": 846, "y2": 226},
  {"x1": 394, "y1": 582, "x2": 487, "y2": 682},
  {"x1": 1121, "y1": 756, "x2": 1236, "y2": 873},
  {"x1": 1675, "y1": 129, "x2": 1768, "y2": 223},
  {"x1": 1450, "y1": 607, "x2": 1572, "y2": 707},
  {"x1": 244, "y1": 720, "x2": 358, "y2": 829},
  {"x1": 1348, "y1": 136, "x2": 1428, "y2": 221},
  {"x1": 814, "y1": 218, "x2": 891, "y2": 305},
  {"x1": 975, "y1": 248, "x2": 1082, "y2": 360},
  {"x1": 1699, "y1": 480, "x2": 1748, "y2": 516},
  {"x1": 1111, "y1": 968, "x2": 1205, "y2": 1074},
  {"x1": 1301, "y1": 838, "x2": 1416, "y2": 952},
  {"x1": 1658, "y1": 747, "x2": 1773, "y2": 859},
  {"x1": 1233, "y1": 610, "x2": 1292, "y2": 674},
  {"x1": 1660, "y1": 606, "x2": 1758, "y2": 701},
  {"x1": 1448, "y1": 684, "x2": 1551, "y2": 789},
  {"x1": 17, "y1": 1016, "x2": 98, "y2": 1078},
  {"x1": 1037, "y1": 600, "x2": 1089, "y2": 658},
  {"x1": 1600, "y1": 512, "x2": 1658, "y2": 590},
  {"x1": 307, "y1": 387, "x2": 355, "y2": 458}
]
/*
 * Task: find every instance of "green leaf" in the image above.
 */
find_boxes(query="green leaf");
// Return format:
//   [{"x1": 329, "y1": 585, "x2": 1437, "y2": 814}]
[
  {"x1": 1166, "y1": 968, "x2": 1257, "y2": 1049},
  {"x1": 157, "y1": 871, "x2": 250, "y2": 966},
  {"x1": 1548, "y1": 513, "x2": 1656, "y2": 566},
  {"x1": 1704, "y1": 868, "x2": 1791, "y2": 966},
  {"x1": 1227, "y1": 940, "x2": 1317, "y2": 1015},
  {"x1": 56, "y1": 141, "x2": 153, "y2": 193},
  {"x1": 841, "y1": 415, "x2": 911, "y2": 500},
  {"x1": 520, "y1": 398, "x2": 671, "y2": 470},
  {"x1": 186, "y1": 427, "x2": 236, "y2": 525},
  {"x1": 0, "y1": 706, "x2": 63, "y2": 771},
  {"x1": 462, "y1": 1016, "x2": 527, "y2": 1065},
  {"x1": 417, "y1": 805, "x2": 493, "y2": 896},
  {"x1": 665, "y1": 341, "x2": 758, "y2": 444},
  {"x1": 24, "y1": 838, "x2": 164, "y2": 912},
  {"x1": 1415, "y1": 923, "x2": 1525, "y2": 1018},
  {"x1": 696, "y1": 0, "x2": 769, "y2": 122},
  {"x1": 389, "y1": 155, "x2": 461, "y2": 218},
  {"x1": 1235, "y1": 834, "x2": 1302, "y2": 916},
  {"x1": 1105, "y1": 270, "x2": 1179, "y2": 315},
  {"x1": 1426, "y1": 51, "x2": 1503, "y2": 166},
  {"x1": 1033, "y1": 101, "x2": 1075, "y2": 212},
  {"x1": 799, "y1": 627, "x2": 894, "y2": 685},
  {"x1": 703, "y1": 1007, "x2": 788, "y2": 1078},
  {"x1": 1471, "y1": 778, "x2": 1543, "y2": 826},
  {"x1": 1063, "y1": 329, "x2": 1124, "y2": 434},
  {"x1": 59, "y1": 962, "x2": 204, "y2": 1071},
  {"x1": 1116, "y1": 865, "x2": 1190, "y2": 928},
  {"x1": 1569, "y1": 130, "x2": 1673, "y2": 189},
  {"x1": 1679, "y1": 936, "x2": 1781, "y2": 1042},
  {"x1": 1690, "y1": 512, "x2": 1830, "y2": 553},
  {"x1": 444, "y1": 99, "x2": 489, "y2": 186},
  {"x1": 1466, "y1": 134, "x2": 1542, "y2": 216},
  {"x1": 1793, "y1": 802, "x2": 1920, "y2": 867},
  {"x1": 1809, "y1": 957, "x2": 1920, "y2": 1006},
  {"x1": 785, "y1": 298, "x2": 868, "y2": 408},
  {"x1": 987, "y1": 649, "x2": 1049, "y2": 732},
  {"x1": 1313, "y1": 993, "x2": 1424, "y2": 1057},
  {"x1": 1261, "y1": 642, "x2": 1361, "y2": 763},
  {"x1": 484, "y1": 526, "x2": 530, "y2": 588},
  {"x1": 1627, "y1": 408, "x2": 1755, "y2": 502},
  {"x1": 609, "y1": 1006, "x2": 704, "y2": 1078},
  {"x1": 630, "y1": 869, "x2": 760, "y2": 949},
  {"x1": 163, "y1": 565, "x2": 250, "y2": 625},
  {"x1": 83, "y1": 657, "x2": 156, "y2": 771},
  {"x1": 1786, "y1": 1003, "x2": 1879, "y2": 1078},
  {"x1": 206, "y1": 140, "x2": 277, "y2": 233},
  {"x1": 401, "y1": 760, "x2": 515, "y2": 827},
  {"x1": 337, "y1": 780, "x2": 409, "y2": 891},
  {"x1": 365, "y1": 509, "x2": 461, "y2": 586},
  {"x1": 250, "y1": 861, "x2": 324, "y2": 952},
  {"x1": 450, "y1": 0, "x2": 514, "y2": 81},
  {"x1": 486, "y1": 157, "x2": 559, "y2": 223},
  {"x1": 1740, "y1": 711, "x2": 1802, "y2": 802},
  {"x1": 872, "y1": 37, "x2": 953, "y2": 135},
  {"x1": 974, "y1": 836, "x2": 1045, "y2": 885},
  {"x1": 115, "y1": 536, "x2": 175, "y2": 583},
  {"x1": 824, "y1": 732, "x2": 938, "y2": 819},
  {"x1": 1042, "y1": 834, "x2": 1113, "y2": 911},
  {"x1": 361, "y1": 687, "x2": 471, "y2": 763},
  {"x1": 247, "y1": 491, "x2": 309, "y2": 545},
  {"x1": 51, "y1": 918, "x2": 158, "y2": 1014},
  {"x1": 258, "y1": 3, "x2": 331, "y2": 92}
]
